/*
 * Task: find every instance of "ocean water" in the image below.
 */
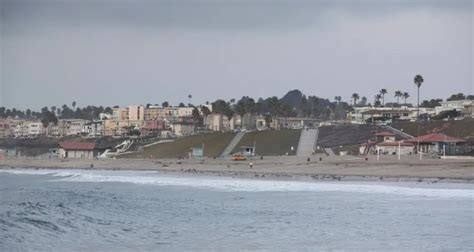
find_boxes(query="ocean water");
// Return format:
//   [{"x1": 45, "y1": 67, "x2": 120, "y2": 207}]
[{"x1": 0, "y1": 169, "x2": 473, "y2": 251}]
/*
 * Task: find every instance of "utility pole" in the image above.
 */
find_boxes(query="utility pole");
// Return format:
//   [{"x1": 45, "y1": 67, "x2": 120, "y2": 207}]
[{"x1": 398, "y1": 141, "x2": 401, "y2": 161}]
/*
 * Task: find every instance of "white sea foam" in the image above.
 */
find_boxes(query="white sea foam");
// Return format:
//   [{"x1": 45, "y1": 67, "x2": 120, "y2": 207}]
[{"x1": 1, "y1": 169, "x2": 473, "y2": 198}]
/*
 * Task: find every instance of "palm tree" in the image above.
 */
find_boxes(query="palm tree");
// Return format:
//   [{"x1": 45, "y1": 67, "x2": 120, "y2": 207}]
[
  {"x1": 374, "y1": 94, "x2": 382, "y2": 107},
  {"x1": 379, "y1": 89, "x2": 388, "y2": 106},
  {"x1": 394, "y1": 91, "x2": 402, "y2": 106},
  {"x1": 188, "y1": 94, "x2": 192, "y2": 106},
  {"x1": 414, "y1": 75, "x2": 424, "y2": 119},
  {"x1": 403, "y1": 92, "x2": 410, "y2": 106},
  {"x1": 334, "y1": 96, "x2": 342, "y2": 103},
  {"x1": 351, "y1": 93, "x2": 360, "y2": 106},
  {"x1": 72, "y1": 101, "x2": 76, "y2": 110}
]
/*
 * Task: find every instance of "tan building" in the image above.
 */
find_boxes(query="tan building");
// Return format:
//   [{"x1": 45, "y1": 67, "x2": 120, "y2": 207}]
[
  {"x1": 206, "y1": 113, "x2": 231, "y2": 132},
  {"x1": 128, "y1": 105, "x2": 146, "y2": 121},
  {"x1": 0, "y1": 119, "x2": 15, "y2": 138},
  {"x1": 112, "y1": 107, "x2": 129, "y2": 121},
  {"x1": 177, "y1": 107, "x2": 194, "y2": 117},
  {"x1": 229, "y1": 114, "x2": 258, "y2": 131},
  {"x1": 104, "y1": 119, "x2": 147, "y2": 136}
]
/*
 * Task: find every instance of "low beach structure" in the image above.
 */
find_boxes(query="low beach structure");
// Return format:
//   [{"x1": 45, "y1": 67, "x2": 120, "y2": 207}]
[
  {"x1": 59, "y1": 141, "x2": 97, "y2": 159},
  {"x1": 376, "y1": 141, "x2": 415, "y2": 155}
]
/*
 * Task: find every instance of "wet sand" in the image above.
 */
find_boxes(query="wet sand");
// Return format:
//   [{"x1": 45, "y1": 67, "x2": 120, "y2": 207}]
[{"x1": 1, "y1": 155, "x2": 473, "y2": 183}]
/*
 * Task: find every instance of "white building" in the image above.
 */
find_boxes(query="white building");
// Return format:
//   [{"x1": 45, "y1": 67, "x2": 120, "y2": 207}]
[
  {"x1": 14, "y1": 121, "x2": 29, "y2": 137},
  {"x1": 28, "y1": 122, "x2": 43, "y2": 136},
  {"x1": 83, "y1": 121, "x2": 104, "y2": 138},
  {"x1": 57, "y1": 119, "x2": 88, "y2": 136},
  {"x1": 349, "y1": 106, "x2": 435, "y2": 124},
  {"x1": 375, "y1": 141, "x2": 415, "y2": 155},
  {"x1": 435, "y1": 100, "x2": 473, "y2": 118},
  {"x1": 171, "y1": 122, "x2": 195, "y2": 136}
]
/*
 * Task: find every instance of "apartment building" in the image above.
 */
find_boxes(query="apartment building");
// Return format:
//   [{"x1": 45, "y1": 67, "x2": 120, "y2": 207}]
[
  {"x1": 112, "y1": 107, "x2": 129, "y2": 121},
  {"x1": 128, "y1": 105, "x2": 146, "y2": 121},
  {"x1": 435, "y1": 100, "x2": 473, "y2": 118},
  {"x1": 349, "y1": 106, "x2": 436, "y2": 124},
  {"x1": 28, "y1": 122, "x2": 43, "y2": 136},
  {"x1": 83, "y1": 121, "x2": 104, "y2": 138}
]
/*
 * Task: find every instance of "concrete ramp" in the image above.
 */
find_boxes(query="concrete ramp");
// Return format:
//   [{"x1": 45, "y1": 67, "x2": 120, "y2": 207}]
[
  {"x1": 296, "y1": 128, "x2": 318, "y2": 157},
  {"x1": 383, "y1": 125, "x2": 414, "y2": 139},
  {"x1": 220, "y1": 131, "x2": 246, "y2": 157},
  {"x1": 324, "y1": 148, "x2": 336, "y2": 156}
]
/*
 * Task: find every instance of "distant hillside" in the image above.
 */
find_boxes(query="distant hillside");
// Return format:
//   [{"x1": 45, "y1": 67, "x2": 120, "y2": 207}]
[
  {"x1": 122, "y1": 132, "x2": 236, "y2": 159},
  {"x1": 390, "y1": 119, "x2": 474, "y2": 139},
  {"x1": 232, "y1": 129, "x2": 301, "y2": 156}
]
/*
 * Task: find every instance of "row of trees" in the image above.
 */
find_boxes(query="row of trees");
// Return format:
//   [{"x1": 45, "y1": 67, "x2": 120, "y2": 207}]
[
  {"x1": 1, "y1": 91, "x2": 472, "y2": 122},
  {"x1": 350, "y1": 89, "x2": 411, "y2": 108},
  {"x1": 207, "y1": 90, "x2": 348, "y2": 121}
]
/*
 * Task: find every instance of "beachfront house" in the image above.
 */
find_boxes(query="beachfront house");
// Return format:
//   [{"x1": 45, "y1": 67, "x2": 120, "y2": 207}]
[
  {"x1": 59, "y1": 141, "x2": 97, "y2": 159},
  {"x1": 405, "y1": 133, "x2": 465, "y2": 155}
]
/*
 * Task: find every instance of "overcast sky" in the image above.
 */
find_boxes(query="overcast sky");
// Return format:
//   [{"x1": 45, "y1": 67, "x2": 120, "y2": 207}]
[{"x1": 1, "y1": 0, "x2": 473, "y2": 110}]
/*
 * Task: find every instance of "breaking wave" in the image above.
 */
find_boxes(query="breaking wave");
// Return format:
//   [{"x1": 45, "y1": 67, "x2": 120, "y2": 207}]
[{"x1": 1, "y1": 169, "x2": 473, "y2": 199}]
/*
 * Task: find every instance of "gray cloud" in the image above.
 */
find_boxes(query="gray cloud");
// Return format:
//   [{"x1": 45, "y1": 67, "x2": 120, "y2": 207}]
[{"x1": 1, "y1": 0, "x2": 472, "y2": 109}]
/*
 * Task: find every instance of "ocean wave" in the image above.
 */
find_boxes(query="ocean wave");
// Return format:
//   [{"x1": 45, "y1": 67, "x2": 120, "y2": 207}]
[{"x1": 1, "y1": 169, "x2": 473, "y2": 198}]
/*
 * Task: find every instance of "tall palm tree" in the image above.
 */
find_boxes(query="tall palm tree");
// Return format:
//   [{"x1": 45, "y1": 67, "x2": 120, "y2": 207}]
[
  {"x1": 379, "y1": 89, "x2": 388, "y2": 106},
  {"x1": 394, "y1": 90, "x2": 402, "y2": 106},
  {"x1": 188, "y1": 94, "x2": 192, "y2": 106},
  {"x1": 72, "y1": 101, "x2": 76, "y2": 110},
  {"x1": 403, "y1": 92, "x2": 410, "y2": 106},
  {"x1": 414, "y1": 75, "x2": 424, "y2": 119},
  {"x1": 351, "y1": 93, "x2": 360, "y2": 106},
  {"x1": 334, "y1": 96, "x2": 342, "y2": 103}
]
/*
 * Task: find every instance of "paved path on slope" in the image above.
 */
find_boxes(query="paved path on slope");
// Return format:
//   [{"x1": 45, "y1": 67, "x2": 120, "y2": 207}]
[
  {"x1": 220, "y1": 131, "x2": 246, "y2": 157},
  {"x1": 296, "y1": 128, "x2": 318, "y2": 157},
  {"x1": 325, "y1": 148, "x2": 336, "y2": 156},
  {"x1": 383, "y1": 125, "x2": 414, "y2": 139}
]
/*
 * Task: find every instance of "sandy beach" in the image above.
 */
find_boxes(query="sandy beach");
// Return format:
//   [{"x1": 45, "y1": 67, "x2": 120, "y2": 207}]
[{"x1": 1, "y1": 155, "x2": 473, "y2": 183}]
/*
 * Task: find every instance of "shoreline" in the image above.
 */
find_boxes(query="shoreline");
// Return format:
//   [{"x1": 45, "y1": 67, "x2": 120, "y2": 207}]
[{"x1": 1, "y1": 155, "x2": 474, "y2": 184}]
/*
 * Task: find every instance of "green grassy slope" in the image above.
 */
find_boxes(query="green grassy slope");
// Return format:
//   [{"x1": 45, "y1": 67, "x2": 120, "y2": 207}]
[
  {"x1": 122, "y1": 132, "x2": 236, "y2": 158},
  {"x1": 232, "y1": 129, "x2": 301, "y2": 156}
]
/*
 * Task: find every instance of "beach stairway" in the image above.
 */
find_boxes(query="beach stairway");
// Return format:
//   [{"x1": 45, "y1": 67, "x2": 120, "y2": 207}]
[
  {"x1": 382, "y1": 125, "x2": 414, "y2": 139},
  {"x1": 220, "y1": 131, "x2": 246, "y2": 157},
  {"x1": 296, "y1": 128, "x2": 318, "y2": 157}
]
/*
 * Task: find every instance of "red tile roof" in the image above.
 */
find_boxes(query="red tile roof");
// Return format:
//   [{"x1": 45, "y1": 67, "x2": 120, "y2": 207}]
[
  {"x1": 406, "y1": 134, "x2": 465, "y2": 144},
  {"x1": 59, "y1": 141, "x2": 95, "y2": 150}
]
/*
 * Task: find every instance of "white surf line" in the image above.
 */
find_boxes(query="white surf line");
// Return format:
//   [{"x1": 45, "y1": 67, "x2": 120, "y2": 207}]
[{"x1": 2, "y1": 169, "x2": 471, "y2": 199}]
